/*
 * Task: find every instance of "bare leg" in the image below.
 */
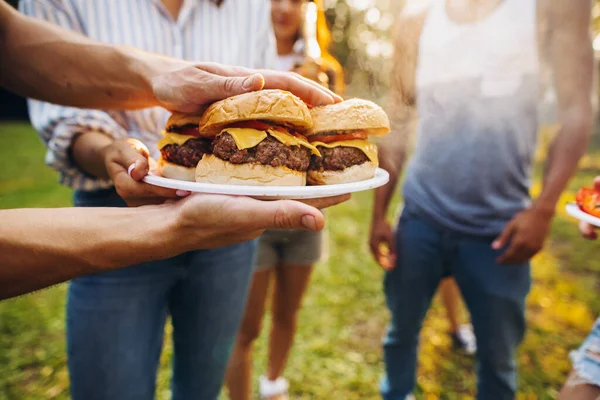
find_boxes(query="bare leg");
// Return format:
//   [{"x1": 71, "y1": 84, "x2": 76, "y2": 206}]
[
  {"x1": 267, "y1": 264, "x2": 314, "y2": 382},
  {"x1": 226, "y1": 269, "x2": 272, "y2": 400},
  {"x1": 558, "y1": 371, "x2": 600, "y2": 400},
  {"x1": 440, "y1": 277, "x2": 461, "y2": 333}
]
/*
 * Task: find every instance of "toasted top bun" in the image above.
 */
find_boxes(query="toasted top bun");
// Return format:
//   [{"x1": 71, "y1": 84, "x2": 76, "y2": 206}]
[
  {"x1": 306, "y1": 98, "x2": 390, "y2": 137},
  {"x1": 199, "y1": 90, "x2": 313, "y2": 135},
  {"x1": 196, "y1": 154, "x2": 306, "y2": 186},
  {"x1": 165, "y1": 110, "x2": 207, "y2": 130}
]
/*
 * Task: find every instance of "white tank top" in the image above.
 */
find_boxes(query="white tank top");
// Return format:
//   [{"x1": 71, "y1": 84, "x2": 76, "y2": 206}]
[
  {"x1": 416, "y1": 0, "x2": 539, "y2": 93},
  {"x1": 403, "y1": 0, "x2": 541, "y2": 236}
]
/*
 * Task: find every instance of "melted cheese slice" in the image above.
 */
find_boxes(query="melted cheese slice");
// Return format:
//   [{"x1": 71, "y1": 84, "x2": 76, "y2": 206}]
[
  {"x1": 221, "y1": 128, "x2": 268, "y2": 149},
  {"x1": 221, "y1": 128, "x2": 321, "y2": 156},
  {"x1": 311, "y1": 139, "x2": 379, "y2": 166},
  {"x1": 157, "y1": 131, "x2": 196, "y2": 149}
]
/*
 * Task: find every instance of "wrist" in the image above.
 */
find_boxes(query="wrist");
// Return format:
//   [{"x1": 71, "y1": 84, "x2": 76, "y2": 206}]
[
  {"x1": 128, "y1": 204, "x2": 183, "y2": 263},
  {"x1": 127, "y1": 47, "x2": 190, "y2": 107},
  {"x1": 531, "y1": 197, "x2": 556, "y2": 219}
]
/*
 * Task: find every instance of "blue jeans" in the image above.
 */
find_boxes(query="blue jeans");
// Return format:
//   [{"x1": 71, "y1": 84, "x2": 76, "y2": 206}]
[
  {"x1": 381, "y1": 205, "x2": 531, "y2": 400},
  {"x1": 68, "y1": 189, "x2": 258, "y2": 400}
]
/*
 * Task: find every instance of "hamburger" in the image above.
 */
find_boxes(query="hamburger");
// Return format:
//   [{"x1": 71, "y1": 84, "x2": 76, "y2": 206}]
[
  {"x1": 157, "y1": 110, "x2": 210, "y2": 181},
  {"x1": 194, "y1": 89, "x2": 320, "y2": 186},
  {"x1": 305, "y1": 99, "x2": 390, "y2": 185}
]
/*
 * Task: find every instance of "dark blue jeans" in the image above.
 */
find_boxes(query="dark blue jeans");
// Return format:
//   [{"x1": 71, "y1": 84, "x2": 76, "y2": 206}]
[
  {"x1": 381, "y1": 205, "x2": 531, "y2": 400},
  {"x1": 68, "y1": 189, "x2": 257, "y2": 400}
]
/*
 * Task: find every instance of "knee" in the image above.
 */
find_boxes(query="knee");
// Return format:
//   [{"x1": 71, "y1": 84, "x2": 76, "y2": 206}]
[
  {"x1": 271, "y1": 309, "x2": 298, "y2": 332},
  {"x1": 237, "y1": 322, "x2": 262, "y2": 348}
]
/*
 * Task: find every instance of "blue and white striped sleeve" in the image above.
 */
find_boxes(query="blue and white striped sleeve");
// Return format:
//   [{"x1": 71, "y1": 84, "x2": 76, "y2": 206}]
[{"x1": 19, "y1": 0, "x2": 128, "y2": 190}]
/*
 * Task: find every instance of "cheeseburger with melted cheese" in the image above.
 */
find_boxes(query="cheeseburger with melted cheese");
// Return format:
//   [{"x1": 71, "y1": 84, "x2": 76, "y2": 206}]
[
  {"x1": 194, "y1": 89, "x2": 320, "y2": 186},
  {"x1": 305, "y1": 99, "x2": 390, "y2": 185},
  {"x1": 157, "y1": 110, "x2": 210, "y2": 181}
]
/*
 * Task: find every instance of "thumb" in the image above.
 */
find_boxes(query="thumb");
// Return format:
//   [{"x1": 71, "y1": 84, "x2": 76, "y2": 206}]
[
  {"x1": 243, "y1": 200, "x2": 325, "y2": 232},
  {"x1": 117, "y1": 140, "x2": 150, "y2": 181},
  {"x1": 215, "y1": 73, "x2": 265, "y2": 99},
  {"x1": 492, "y1": 221, "x2": 515, "y2": 250}
]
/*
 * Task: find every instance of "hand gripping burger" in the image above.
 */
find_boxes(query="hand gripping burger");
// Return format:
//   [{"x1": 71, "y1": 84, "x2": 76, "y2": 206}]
[
  {"x1": 157, "y1": 110, "x2": 210, "y2": 181},
  {"x1": 194, "y1": 89, "x2": 320, "y2": 186},
  {"x1": 305, "y1": 99, "x2": 390, "y2": 185}
]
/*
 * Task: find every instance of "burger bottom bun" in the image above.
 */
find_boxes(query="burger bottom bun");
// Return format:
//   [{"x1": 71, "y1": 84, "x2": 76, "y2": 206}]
[
  {"x1": 157, "y1": 157, "x2": 196, "y2": 182},
  {"x1": 307, "y1": 162, "x2": 377, "y2": 185},
  {"x1": 196, "y1": 154, "x2": 306, "y2": 186}
]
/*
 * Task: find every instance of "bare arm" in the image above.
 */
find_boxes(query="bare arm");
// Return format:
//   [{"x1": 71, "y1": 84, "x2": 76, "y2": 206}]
[
  {"x1": 535, "y1": 0, "x2": 594, "y2": 214},
  {"x1": 493, "y1": 0, "x2": 594, "y2": 264},
  {"x1": 0, "y1": 1, "x2": 163, "y2": 110},
  {"x1": 0, "y1": 1, "x2": 340, "y2": 111},
  {"x1": 0, "y1": 193, "x2": 349, "y2": 300},
  {"x1": 369, "y1": 11, "x2": 425, "y2": 268}
]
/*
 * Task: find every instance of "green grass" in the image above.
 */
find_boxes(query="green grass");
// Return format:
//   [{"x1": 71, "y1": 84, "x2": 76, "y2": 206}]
[{"x1": 0, "y1": 122, "x2": 598, "y2": 399}]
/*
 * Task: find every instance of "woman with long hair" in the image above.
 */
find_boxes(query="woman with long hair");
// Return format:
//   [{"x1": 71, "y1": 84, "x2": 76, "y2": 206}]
[{"x1": 225, "y1": 1, "x2": 343, "y2": 399}]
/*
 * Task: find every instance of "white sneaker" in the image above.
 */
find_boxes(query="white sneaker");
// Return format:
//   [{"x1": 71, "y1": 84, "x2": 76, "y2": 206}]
[
  {"x1": 259, "y1": 376, "x2": 289, "y2": 400},
  {"x1": 452, "y1": 324, "x2": 477, "y2": 355}
]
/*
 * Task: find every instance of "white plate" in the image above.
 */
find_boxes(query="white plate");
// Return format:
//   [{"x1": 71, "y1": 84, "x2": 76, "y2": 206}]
[
  {"x1": 143, "y1": 168, "x2": 390, "y2": 200},
  {"x1": 565, "y1": 203, "x2": 600, "y2": 227}
]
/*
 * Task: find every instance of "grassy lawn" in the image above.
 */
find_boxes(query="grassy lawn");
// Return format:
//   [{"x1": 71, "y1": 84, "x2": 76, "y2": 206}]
[{"x1": 0, "y1": 122, "x2": 598, "y2": 400}]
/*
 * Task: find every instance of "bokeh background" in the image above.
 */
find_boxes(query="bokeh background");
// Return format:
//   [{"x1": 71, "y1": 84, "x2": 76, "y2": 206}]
[{"x1": 1, "y1": 0, "x2": 600, "y2": 399}]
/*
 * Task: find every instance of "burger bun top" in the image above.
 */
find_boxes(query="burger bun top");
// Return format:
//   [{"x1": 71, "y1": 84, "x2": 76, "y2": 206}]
[
  {"x1": 199, "y1": 89, "x2": 313, "y2": 135},
  {"x1": 306, "y1": 98, "x2": 390, "y2": 137}
]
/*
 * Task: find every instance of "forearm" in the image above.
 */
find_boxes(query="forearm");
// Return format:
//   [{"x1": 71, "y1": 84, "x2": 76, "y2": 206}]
[
  {"x1": 71, "y1": 132, "x2": 114, "y2": 179},
  {"x1": 0, "y1": 205, "x2": 182, "y2": 300},
  {"x1": 373, "y1": 148, "x2": 404, "y2": 222},
  {"x1": 0, "y1": 3, "x2": 183, "y2": 109},
  {"x1": 537, "y1": 120, "x2": 592, "y2": 213}
]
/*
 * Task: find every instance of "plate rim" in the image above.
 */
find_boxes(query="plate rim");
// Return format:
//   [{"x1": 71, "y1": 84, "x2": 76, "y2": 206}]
[
  {"x1": 143, "y1": 167, "x2": 390, "y2": 199},
  {"x1": 565, "y1": 202, "x2": 600, "y2": 227}
]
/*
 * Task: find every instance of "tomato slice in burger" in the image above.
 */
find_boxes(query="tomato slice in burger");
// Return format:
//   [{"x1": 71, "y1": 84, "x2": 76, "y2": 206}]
[
  {"x1": 180, "y1": 126, "x2": 201, "y2": 137},
  {"x1": 228, "y1": 121, "x2": 274, "y2": 131},
  {"x1": 309, "y1": 130, "x2": 369, "y2": 143}
]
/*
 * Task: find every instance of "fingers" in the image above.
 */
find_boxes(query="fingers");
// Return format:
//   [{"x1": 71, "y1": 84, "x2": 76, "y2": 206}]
[
  {"x1": 497, "y1": 241, "x2": 537, "y2": 265},
  {"x1": 109, "y1": 139, "x2": 150, "y2": 181},
  {"x1": 299, "y1": 194, "x2": 351, "y2": 209},
  {"x1": 197, "y1": 63, "x2": 341, "y2": 106},
  {"x1": 369, "y1": 221, "x2": 397, "y2": 271},
  {"x1": 112, "y1": 171, "x2": 182, "y2": 203},
  {"x1": 579, "y1": 221, "x2": 598, "y2": 240},
  {"x1": 105, "y1": 139, "x2": 183, "y2": 204},
  {"x1": 233, "y1": 198, "x2": 325, "y2": 232},
  {"x1": 210, "y1": 73, "x2": 266, "y2": 101},
  {"x1": 259, "y1": 70, "x2": 338, "y2": 106},
  {"x1": 492, "y1": 220, "x2": 516, "y2": 251}
]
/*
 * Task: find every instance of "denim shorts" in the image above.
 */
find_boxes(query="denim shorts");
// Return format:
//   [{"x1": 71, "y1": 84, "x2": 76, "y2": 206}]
[{"x1": 570, "y1": 317, "x2": 600, "y2": 387}]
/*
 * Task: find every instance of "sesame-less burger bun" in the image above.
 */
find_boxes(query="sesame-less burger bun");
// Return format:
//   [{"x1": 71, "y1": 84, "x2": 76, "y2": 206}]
[
  {"x1": 306, "y1": 98, "x2": 390, "y2": 137},
  {"x1": 307, "y1": 162, "x2": 377, "y2": 186},
  {"x1": 196, "y1": 154, "x2": 306, "y2": 186},
  {"x1": 157, "y1": 156, "x2": 196, "y2": 182},
  {"x1": 199, "y1": 89, "x2": 313, "y2": 135},
  {"x1": 165, "y1": 109, "x2": 206, "y2": 130}
]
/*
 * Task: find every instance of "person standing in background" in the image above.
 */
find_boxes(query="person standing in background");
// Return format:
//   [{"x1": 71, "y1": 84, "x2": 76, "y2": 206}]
[
  {"x1": 558, "y1": 176, "x2": 600, "y2": 400},
  {"x1": 370, "y1": 0, "x2": 593, "y2": 399},
  {"x1": 20, "y1": 1, "x2": 283, "y2": 399},
  {"x1": 225, "y1": 1, "x2": 344, "y2": 399}
]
